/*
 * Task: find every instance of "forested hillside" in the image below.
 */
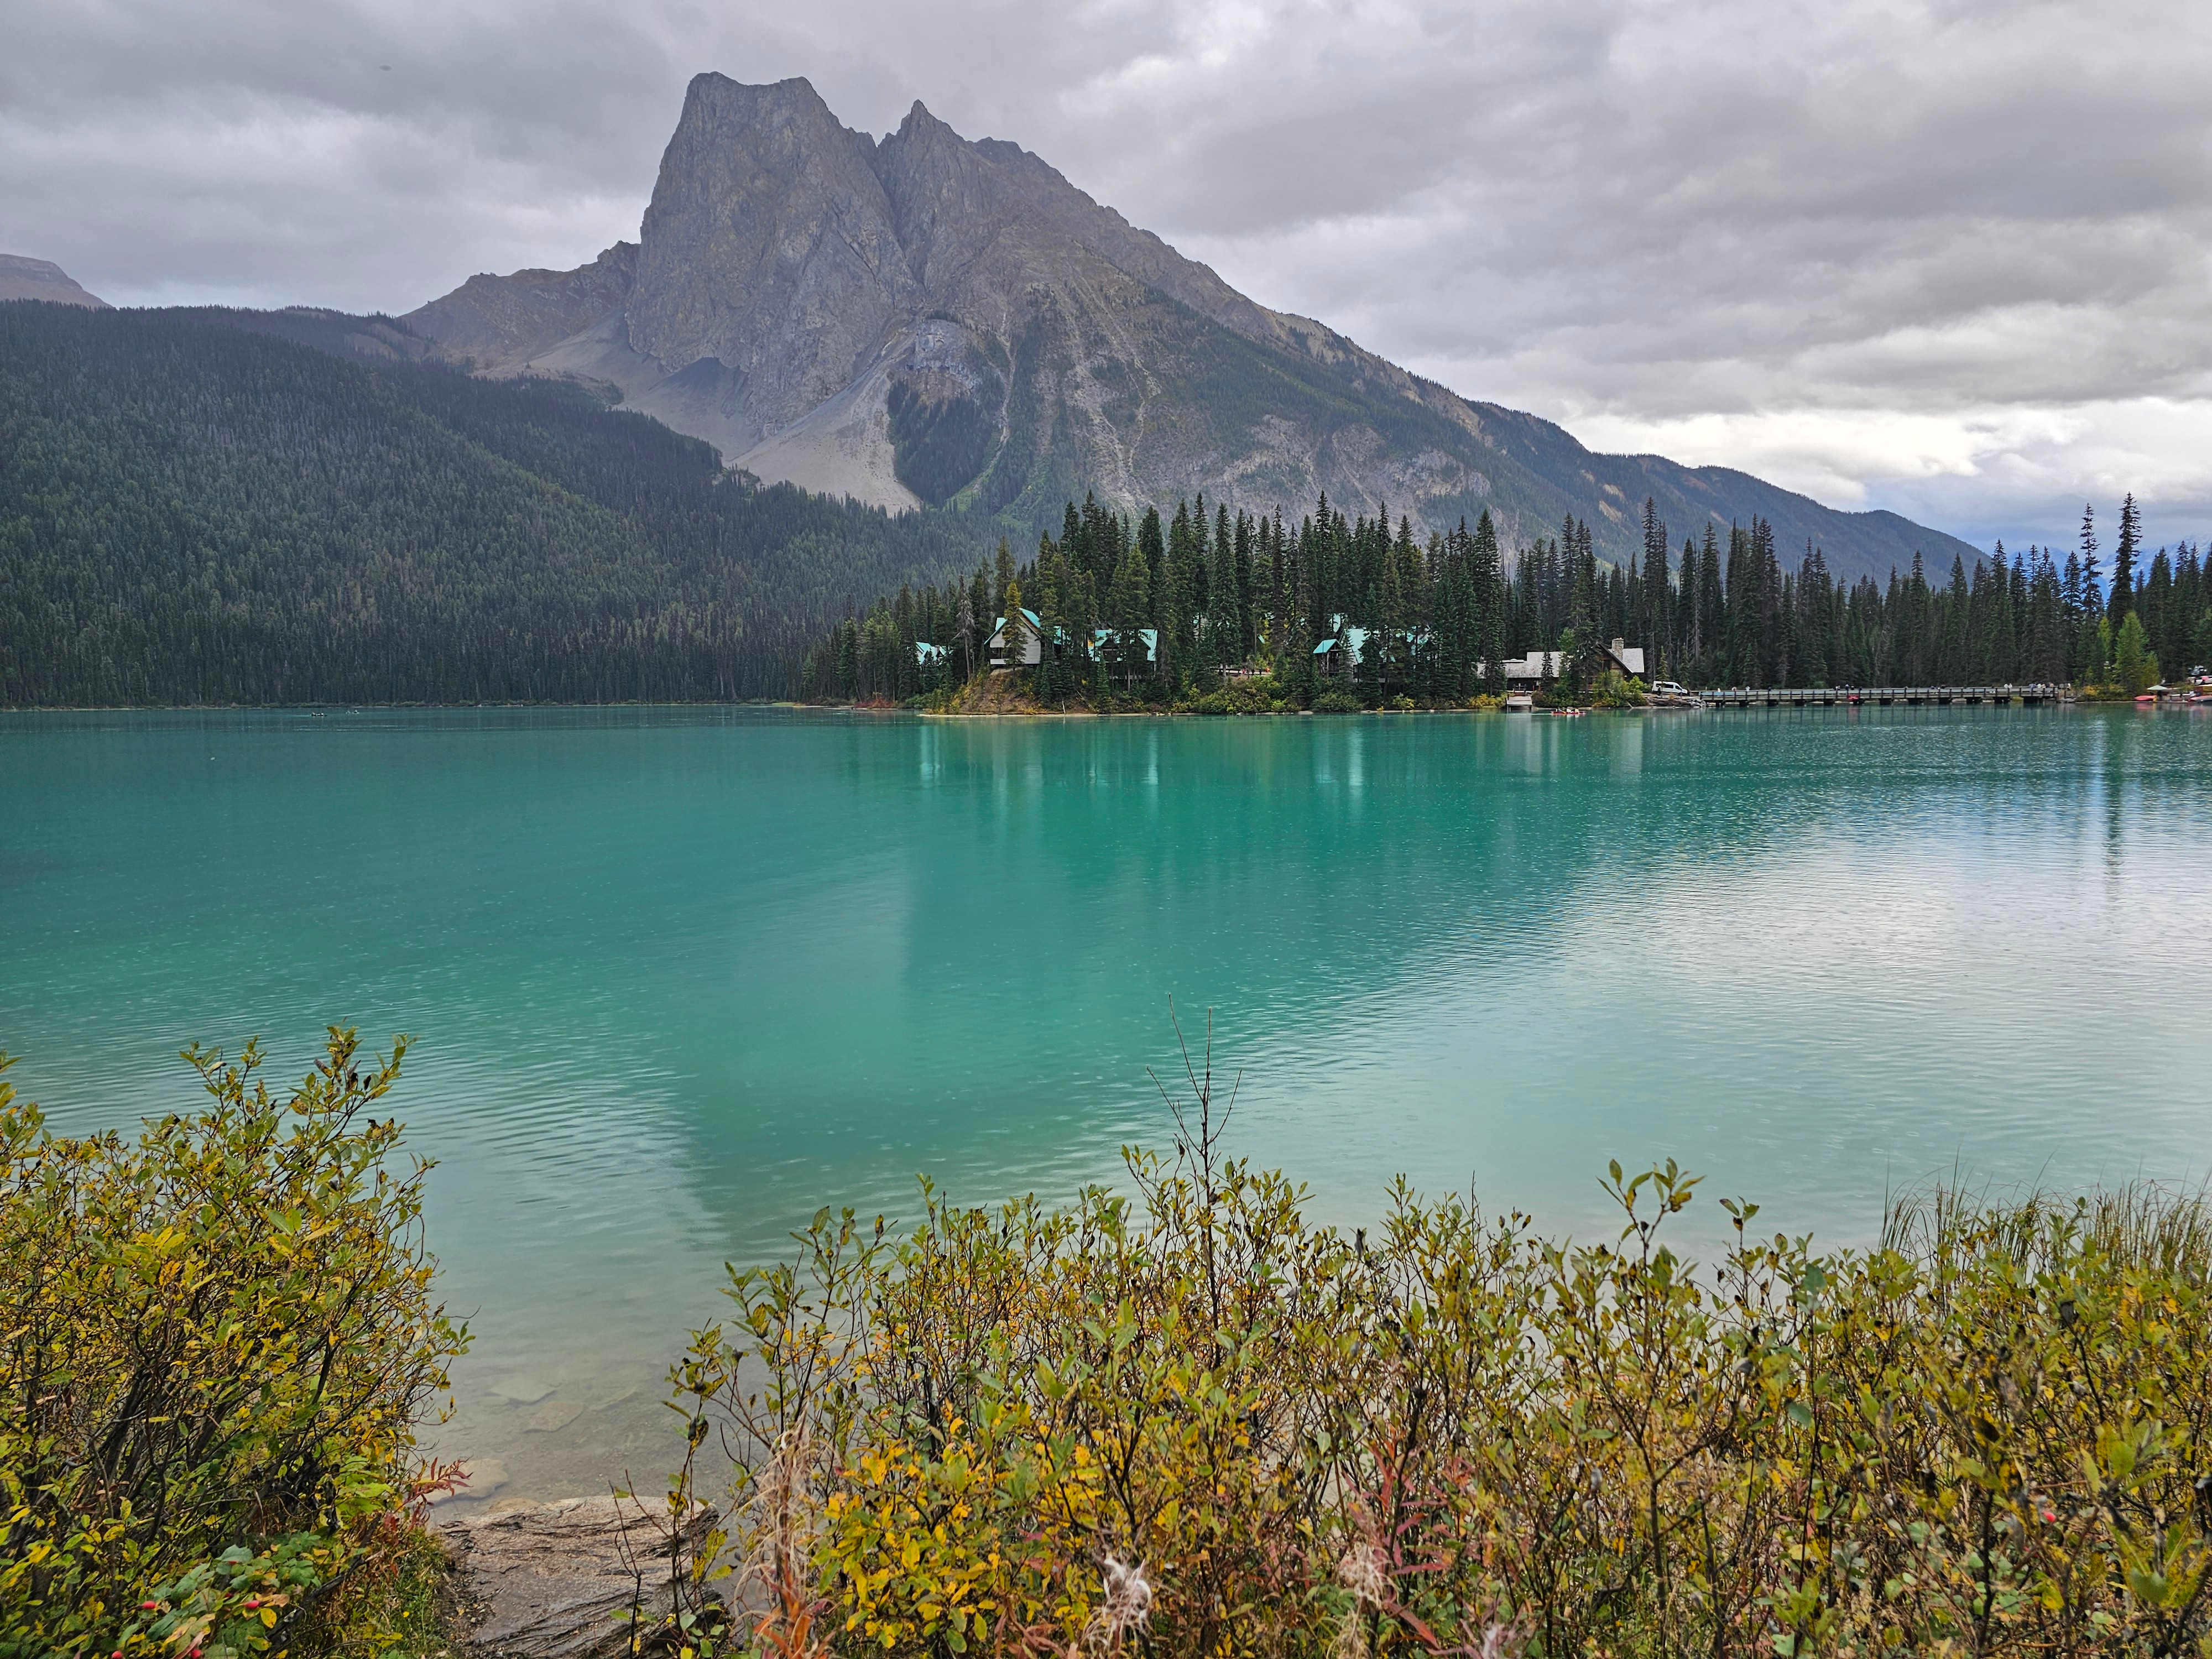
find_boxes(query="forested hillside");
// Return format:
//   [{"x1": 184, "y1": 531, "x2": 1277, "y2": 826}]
[{"x1": 0, "y1": 302, "x2": 988, "y2": 705}]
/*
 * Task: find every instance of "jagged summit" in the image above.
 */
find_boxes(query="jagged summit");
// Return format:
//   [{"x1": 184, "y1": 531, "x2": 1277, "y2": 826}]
[{"x1": 404, "y1": 75, "x2": 1979, "y2": 577}]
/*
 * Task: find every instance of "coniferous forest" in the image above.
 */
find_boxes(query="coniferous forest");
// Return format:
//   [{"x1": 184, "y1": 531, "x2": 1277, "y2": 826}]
[
  {"x1": 805, "y1": 491, "x2": 2212, "y2": 706},
  {"x1": 0, "y1": 303, "x2": 985, "y2": 705}
]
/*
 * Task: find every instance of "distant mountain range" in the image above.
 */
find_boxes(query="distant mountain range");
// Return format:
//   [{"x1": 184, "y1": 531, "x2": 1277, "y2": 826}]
[{"x1": 405, "y1": 72, "x2": 1984, "y2": 583}]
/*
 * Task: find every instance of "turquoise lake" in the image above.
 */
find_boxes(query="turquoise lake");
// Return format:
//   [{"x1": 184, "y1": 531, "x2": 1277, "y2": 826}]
[{"x1": 5, "y1": 705, "x2": 2210, "y2": 1501}]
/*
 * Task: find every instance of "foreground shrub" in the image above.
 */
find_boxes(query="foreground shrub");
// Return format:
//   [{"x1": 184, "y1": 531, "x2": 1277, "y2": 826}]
[
  {"x1": 0, "y1": 1031, "x2": 466, "y2": 1658},
  {"x1": 1189, "y1": 680, "x2": 1290, "y2": 716},
  {"x1": 654, "y1": 1050, "x2": 2212, "y2": 1657}
]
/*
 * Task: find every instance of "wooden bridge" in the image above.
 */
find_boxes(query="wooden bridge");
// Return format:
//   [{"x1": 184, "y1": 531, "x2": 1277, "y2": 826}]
[{"x1": 1697, "y1": 685, "x2": 2071, "y2": 708}]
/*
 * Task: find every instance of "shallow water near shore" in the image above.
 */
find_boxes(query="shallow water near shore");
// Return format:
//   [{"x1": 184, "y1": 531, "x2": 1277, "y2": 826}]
[{"x1": 5, "y1": 703, "x2": 2210, "y2": 1500}]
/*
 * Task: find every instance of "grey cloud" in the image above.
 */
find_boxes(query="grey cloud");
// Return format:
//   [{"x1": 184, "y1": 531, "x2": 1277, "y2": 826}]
[{"x1": 3, "y1": 0, "x2": 2211, "y2": 548}]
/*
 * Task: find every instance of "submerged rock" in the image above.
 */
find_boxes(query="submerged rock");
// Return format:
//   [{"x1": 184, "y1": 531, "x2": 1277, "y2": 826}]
[{"x1": 436, "y1": 1494, "x2": 716, "y2": 1658}]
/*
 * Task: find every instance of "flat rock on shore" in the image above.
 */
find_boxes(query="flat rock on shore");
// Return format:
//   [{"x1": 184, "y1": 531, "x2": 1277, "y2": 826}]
[{"x1": 435, "y1": 1495, "x2": 717, "y2": 1658}]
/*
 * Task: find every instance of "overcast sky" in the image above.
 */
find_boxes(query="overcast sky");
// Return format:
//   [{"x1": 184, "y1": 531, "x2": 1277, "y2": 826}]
[{"x1": 6, "y1": 0, "x2": 2209, "y2": 552}]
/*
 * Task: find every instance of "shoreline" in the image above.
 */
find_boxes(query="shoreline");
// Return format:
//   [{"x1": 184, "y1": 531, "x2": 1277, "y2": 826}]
[{"x1": 4, "y1": 693, "x2": 2151, "y2": 718}]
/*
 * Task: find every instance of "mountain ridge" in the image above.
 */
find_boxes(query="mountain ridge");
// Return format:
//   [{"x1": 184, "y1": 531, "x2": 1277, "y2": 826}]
[
  {"x1": 406, "y1": 72, "x2": 1984, "y2": 583},
  {"x1": 0, "y1": 254, "x2": 108, "y2": 309}
]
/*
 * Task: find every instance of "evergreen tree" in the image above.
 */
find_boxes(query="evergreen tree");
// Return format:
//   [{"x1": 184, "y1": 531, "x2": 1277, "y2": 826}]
[
  {"x1": 1062, "y1": 500, "x2": 1084, "y2": 580},
  {"x1": 1068, "y1": 563, "x2": 1099, "y2": 685},
  {"x1": 2077, "y1": 610, "x2": 2111, "y2": 686},
  {"x1": 1000, "y1": 575, "x2": 1030, "y2": 674},
  {"x1": 1984, "y1": 550, "x2": 2018, "y2": 682},
  {"x1": 1138, "y1": 509, "x2": 1166, "y2": 619},
  {"x1": 2173, "y1": 545, "x2": 2204, "y2": 671},
  {"x1": 1036, "y1": 557, "x2": 1070, "y2": 705},
  {"x1": 2140, "y1": 547, "x2": 2175, "y2": 675},
  {"x1": 1723, "y1": 523, "x2": 1757, "y2": 685},
  {"x1": 1697, "y1": 526, "x2": 1724, "y2": 685},
  {"x1": 1473, "y1": 511, "x2": 1505, "y2": 693},
  {"x1": 2114, "y1": 612, "x2": 2156, "y2": 695},
  {"x1": 1938, "y1": 556, "x2": 1971, "y2": 684},
  {"x1": 968, "y1": 567, "x2": 993, "y2": 676},
  {"x1": 1239, "y1": 507, "x2": 1256, "y2": 664},
  {"x1": 1640, "y1": 500, "x2": 1670, "y2": 676},
  {"x1": 836, "y1": 618, "x2": 859, "y2": 697},
  {"x1": 1796, "y1": 547, "x2": 1833, "y2": 686},
  {"x1": 956, "y1": 583, "x2": 977, "y2": 682},
  {"x1": 1111, "y1": 534, "x2": 1152, "y2": 687},
  {"x1": 1567, "y1": 524, "x2": 1601, "y2": 686},
  {"x1": 2111, "y1": 493, "x2": 2140, "y2": 622},
  {"x1": 1204, "y1": 504, "x2": 1235, "y2": 664},
  {"x1": 2078, "y1": 504, "x2": 2103, "y2": 617}
]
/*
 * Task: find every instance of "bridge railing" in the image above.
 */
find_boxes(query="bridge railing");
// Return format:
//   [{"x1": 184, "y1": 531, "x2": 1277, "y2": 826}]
[{"x1": 1694, "y1": 685, "x2": 2068, "y2": 705}]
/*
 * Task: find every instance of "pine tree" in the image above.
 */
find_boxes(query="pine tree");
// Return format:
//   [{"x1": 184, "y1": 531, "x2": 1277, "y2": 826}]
[
  {"x1": 1697, "y1": 526, "x2": 1724, "y2": 685},
  {"x1": 1985, "y1": 550, "x2": 2018, "y2": 682},
  {"x1": 2141, "y1": 547, "x2": 2174, "y2": 673},
  {"x1": 1069, "y1": 565, "x2": 1099, "y2": 691},
  {"x1": 1567, "y1": 526, "x2": 1601, "y2": 687},
  {"x1": 2111, "y1": 493, "x2": 2140, "y2": 622},
  {"x1": 1473, "y1": 510, "x2": 1504, "y2": 693},
  {"x1": 1796, "y1": 546, "x2": 1833, "y2": 687},
  {"x1": 2078, "y1": 505, "x2": 2103, "y2": 617},
  {"x1": 1000, "y1": 575, "x2": 1030, "y2": 676},
  {"x1": 1036, "y1": 557, "x2": 1070, "y2": 705},
  {"x1": 1207, "y1": 503, "x2": 1239, "y2": 666},
  {"x1": 1112, "y1": 536, "x2": 1152, "y2": 687},
  {"x1": 1641, "y1": 499, "x2": 1670, "y2": 677},
  {"x1": 955, "y1": 584, "x2": 977, "y2": 682},
  {"x1": 2114, "y1": 612, "x2": 2156, "y2": 695},
  {"x1": 1062, "y1": 500, "x2": 1085, "y2": 581},
  {"x1": 836, "y1": 617, "x2": 859, "y2": 697},
  {"x1": 1222, "y1": 504, "x2": 1249, "y2": 659},
  {"x1": 1138, "y1": 509, "x2": 1166, "y2": 617},
  {"x1": 2076, "y1": 609, "x2": 2110, "y2": 686},
  {"x1": 1939, "y1": 556, "x2": 1971, "y2": 684}
]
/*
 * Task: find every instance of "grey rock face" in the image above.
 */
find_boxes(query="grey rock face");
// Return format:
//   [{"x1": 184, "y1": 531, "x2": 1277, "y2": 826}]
[
  {"x1": 403, "y1": 74, "x2": 1981, "y2": 579},
  {"x1": 0, "y1": 255, "x2": 109, "y2": 308},
  {"x1": 627, "y1": 76, "x2": 914, "y2": 444},
  {"x1": 409, "y1": 243, "x2": 635, "y2": 366},
  {"x1": 403, "y1": 71, "x2": 1400, "y2": 517},
  {"x1": 436, "y1": 1494, "x2": 716, "y2": 1659}
]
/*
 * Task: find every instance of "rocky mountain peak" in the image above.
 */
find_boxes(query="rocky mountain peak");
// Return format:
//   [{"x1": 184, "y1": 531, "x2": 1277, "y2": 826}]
[
  {"x1": 403, "y1": 74, "x2": 1982, "y2": 578},
  {"x1": 623, "y1": 71, "x2": 912, "y2": 429}
]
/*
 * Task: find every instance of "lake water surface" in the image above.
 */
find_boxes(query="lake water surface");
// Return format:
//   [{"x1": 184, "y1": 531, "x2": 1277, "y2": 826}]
[{"x1": 4, "y1": 705, "x2": 2209, "y2": 1500}]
